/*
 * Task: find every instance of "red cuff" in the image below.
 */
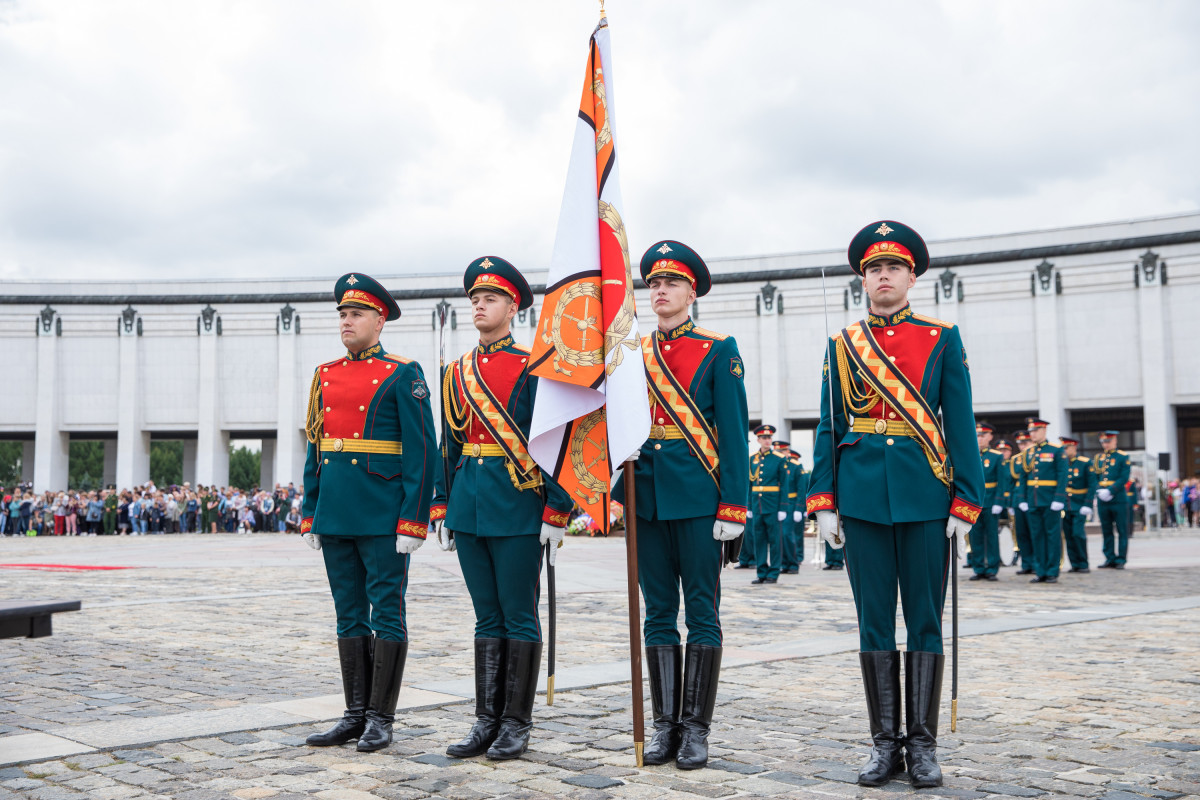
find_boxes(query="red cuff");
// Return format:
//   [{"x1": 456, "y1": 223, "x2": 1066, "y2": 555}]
[
  {"x1": 396, "y1": 518, "x2": 427, "y2": 539},
  {"x1": 806, "y1": 494, "x2": 834, "y2": 514},
  {"x1": 300, "y1": 517, "x2": 313, "y2": 533},
  {"x1": 542, "y1": 507, "x2": 570, "y2": 527},
  {"x1": 429, "y1": 504, "x2": 446, "y2": 522},
  {"x1": 716, "y1": 504, "x2": 746, "y2": 524},
  {"x1": 950, "y1": 499, "x2": 981, "y2": 524}
]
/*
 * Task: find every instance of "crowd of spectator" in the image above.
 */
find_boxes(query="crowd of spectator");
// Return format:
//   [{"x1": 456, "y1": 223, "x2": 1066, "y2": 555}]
[{"x1": 0, "y1": 481, "x2": 305, "y2": 536}]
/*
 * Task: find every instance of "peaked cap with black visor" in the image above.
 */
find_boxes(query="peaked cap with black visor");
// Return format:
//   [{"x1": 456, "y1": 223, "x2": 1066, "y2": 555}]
[
  {"x1": 640, "y1": 240, "x2": 712, "y2": 297},
  {"x1": 335, "y1": 273, "x2": 401, "y2": 321},
  {"x1": 847, "y1": 220, "x2": 930, "y2": 277},
  {"x1": 463, "y1": 256, "x2": 534, "y2": 311}
]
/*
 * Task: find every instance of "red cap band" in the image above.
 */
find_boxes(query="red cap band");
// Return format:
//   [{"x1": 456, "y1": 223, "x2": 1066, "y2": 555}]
[
  {"x1": 469, "y1": 273, "x2": 519, "y2": 301},
  {"x1": 339, "y1": 289, "x2": 388, "y2": 320},
  {"x1": 861, "y1": 241, "x2": 915, "y2": 270},
  {"x1": 647, "y1": 259, "x2": 696, "y2": 286}
]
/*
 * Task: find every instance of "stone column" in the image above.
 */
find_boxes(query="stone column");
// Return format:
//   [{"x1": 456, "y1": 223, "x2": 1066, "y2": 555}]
[
  {"x1": 1135, "y1": 251, "x2": 1177, "y2": 477},
  {"x1": 757, "y1": 283, "x2": 785, "y2": 430},
  {"x1": 21, "y1": 441, "x2": 37, "y2": 485},
  {"x1": 274, "y1": 304, "x2": 300, "y2": 487},
  {"x1": 115, "y1": 306, "x2": 150, "y2": 488},
  {"x1": 1031, "y1": 261, "x2": 1069, "y2": 434},
  {"x1": 259, "y1": 439, "x2": 276, "y2": 489},
  {"x1": 33, "y1": 306, "x2": 69, "y2": 492},
  {"x1": 103, "y1": 440, "x2": 117, "y2": 488},
  {"x1": 182, "y1": 440, "x2": 197, "y2": 486},
  {"x1": 195, "y1": 306, "x2": 229, "y2": 486}
]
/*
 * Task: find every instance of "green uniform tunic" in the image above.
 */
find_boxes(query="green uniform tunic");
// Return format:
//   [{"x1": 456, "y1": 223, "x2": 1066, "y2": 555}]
[
  {"x1": 807, "y1": 305, "x2": 983, "y2": 654},
  {"x1": 1008, "y1": 451, "x2": 1034, "y2": 571},
  {"x1": 614, "y1": 318, "x2": 750, "y2": 647},
  {"x1": 432, "y1": 335, "x2": 573, "y2": 643},
  {"x1": 1092, "y1": 449, "x2": 1132, "y2": 566},
  {"x1": 1063, "y1": 456, "x2": 1096, "y2": 569},
  {"x1": 968, "y1": 448, "x2": 1003, "y2": 577},
  {"x1": 1016, "y1": 439, "x2": 1068, "y2": 579},
  {"x1": 301, "y1": 343, "x2": 437, "y2": 642}
]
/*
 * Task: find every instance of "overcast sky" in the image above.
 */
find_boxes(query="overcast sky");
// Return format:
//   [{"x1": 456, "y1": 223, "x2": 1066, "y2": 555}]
[{"x1": 1, "y1": 0, "x2": 1197, "y2": 282}]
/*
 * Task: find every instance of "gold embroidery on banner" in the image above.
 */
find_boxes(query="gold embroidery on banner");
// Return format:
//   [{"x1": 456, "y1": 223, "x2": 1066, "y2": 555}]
[
  {"x1": 598, "y1": 200, "x2": 639, "y2": 375},
  {"x1": 568, "y1": 409, "x2": 610, "y2": 505}
]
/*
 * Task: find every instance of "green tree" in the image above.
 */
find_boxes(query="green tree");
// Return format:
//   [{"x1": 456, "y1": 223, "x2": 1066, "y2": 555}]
[
  {"x1": 0, "y1": 442, "x2": 21, "y2": 486},
  {"x1": 69, "y1": 441, "x2": 106, "y2": 491},
  {"x1": 150, "y1": 441, "x2": 184, "y2": 487},
  {"x1": 228, "y1": 445, "x2": 261, "y2": 490}
]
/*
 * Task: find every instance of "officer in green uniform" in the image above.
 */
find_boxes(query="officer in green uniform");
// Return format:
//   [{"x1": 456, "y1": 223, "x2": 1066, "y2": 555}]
[
  {"x1": 102, "y1": 488, "x2": 118, "y2": 536},
  {"x1": 614, "y1": 241, "x2": 750, "y2": 770},
  {"x1": 1015, "y1": 419, "x2": 1067, "y2": 584},
  {"x1": 1010, "y1": 431, "x2": 1035, "y2": 573},
  {"x1": 300, "y1": 273, "x2": 437, "y2": 752},
  {"x1": 430, "y1": 257, "x2": 574, "y2": 761},
  {"x1": 782, "y1": 448, "x2": 808, "y2": 574},
  {"x1": 748, "y1": 425, "x2": 789, "y2": 584},
  {"x1": 993, "y1": 439, "x2": 1014, "y2": 565},
  {"x1": 1093, "y1": 430, "x2": 1131, "y2": 569},
  {"x1": 808, "y1": 220, "x2": 984, "y2": 789},
  {"x1": 968, "y1": 423, "x2": 1002, "y2": 581},
  {"x1": 1060, "y1": 436, "x2": 1095, "y2": 573},
  {"x1": 736, "y1": 429, "x2": 771, "y2": 570}
]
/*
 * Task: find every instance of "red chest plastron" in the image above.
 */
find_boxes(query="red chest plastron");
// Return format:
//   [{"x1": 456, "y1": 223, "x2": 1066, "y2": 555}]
[
  {"x1": 648, "y1": 336, "x2": 710, "y2": 425},
  {"x1": 460, "y1": 350, "x2": 528, "y2": 445},
  {"x1": 320, "y1": 358, "x2": 393, "y2": 439},
  {"x1": 865, "y1": 322, "x2": 940, "y2": 420}
]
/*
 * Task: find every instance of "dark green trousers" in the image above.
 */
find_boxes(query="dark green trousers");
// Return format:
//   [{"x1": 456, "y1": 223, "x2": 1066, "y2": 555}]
[
  {"x1": 968, "y1": 510, "x2": 1000, "y2": 576},
  {"x1": 455, "y1": 532, "x2": 543, "y2": 642},
  {"x1": 1027, "y1": 507, "x2": 1062, "y2": 579},
  {"x1": 782, "y1": 518, "x2": 805, "y2": 570},
  {"x1": 1098, "y1": 502, "x2": 1130, "y2": 565},
  {"x1": 321, "y1": 535, "x2": 410, "y2": 641},
  {"x1": 824, "y1": 540, "x2": 845, "y2": 567},
  {"x1": 737, "y1": 516, "x2": 756, "y2": 566},
  {"x1": 1013, "y1": 509, "x2": 1036, "y2": 572},
  {"x1": 750, "y1": 514, "x2": 782, "y2": 581},
  {"x1": 103, "y1": 511, "x2": 117, "y2": 535},
  {"x1": 636, "y1": 515, "x2": 723, "y2": 647},
  {"x1": 1063, "y1": 511, "x2": 1089, "y2": 569},
  {"x1": 843, "y1": 517, "x2": 949, "y2": 654}
]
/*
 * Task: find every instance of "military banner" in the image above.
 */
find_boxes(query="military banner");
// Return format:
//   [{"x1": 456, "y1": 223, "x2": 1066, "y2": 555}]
[{"x1": 528, "y1": 15, "x2": 649, "y2": 533}]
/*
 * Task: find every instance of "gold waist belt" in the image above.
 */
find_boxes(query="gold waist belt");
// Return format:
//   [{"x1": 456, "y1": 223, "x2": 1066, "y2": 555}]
[
  {"x1": 649, "y1": 424, "x2": 685, "y2": 440},
  {"x1": 851, "y1": 418, "x2": 913, "y2": 436},
  {"x1": 1067, "y1": 487, "x2": 1089, "y2": 495},
  {"x1": 984, "y1": 482, "x2": 998, "y2": 488},
  {"x1": 752, "y1": 486, "x2": 780, "y2": 492},
  {"x1": 467, "y1": 443, "x2": 507, "y2": 457},
  {"x1": 320, "y1": 438, "x2": 402, "y2": 454},
  {"x1": 1099, "y1": 480, "x2": 1116, "y2": 486},
  {"x1": 1028, "y1": 479, "x2": 1058, "y2": 487}
]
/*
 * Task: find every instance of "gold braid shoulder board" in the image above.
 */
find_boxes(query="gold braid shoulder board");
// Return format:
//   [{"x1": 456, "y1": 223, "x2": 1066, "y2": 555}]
[
  {"x1": 838, "y1": 321, "x2": 951, "y2": 486},
  {"x1": 457, "y1": 351, "x2": 543, "y2": 491},
  {"x1": 642, "y1": 336, "x2": 720, "y2": 486}
]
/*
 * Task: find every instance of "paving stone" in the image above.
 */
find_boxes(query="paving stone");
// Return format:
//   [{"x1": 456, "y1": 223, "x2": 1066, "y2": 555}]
[
  {"x1": 759, "y1": 771, "x2": 819, "y2": 787},
  {"x1": 978, "y1": 784, "x2": 1047, "y2": 797},
  {"x1": 1147, "y1": 742, "x2": 1200, "y2": 752},
  {"x1": 562, "y1": 774, "x2": 624, "y2": 790},
  {"x1": 407, "y1": 753, "x2": 462, "y2": 767},
  {"x1": 813, "y1": 768, "x2": 859, "y2": 784},
  {"x1": 708, "y1": 760, "x2": 767, "y2": 776},
  {"x1": 1105, "y1": 784, "x2": 1186, "y2": 799}
]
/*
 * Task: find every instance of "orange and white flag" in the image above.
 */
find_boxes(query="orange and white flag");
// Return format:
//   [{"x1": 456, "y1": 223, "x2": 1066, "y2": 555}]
[{"x1": 529, "y1": 14, "x2": 649, "y2": 533}]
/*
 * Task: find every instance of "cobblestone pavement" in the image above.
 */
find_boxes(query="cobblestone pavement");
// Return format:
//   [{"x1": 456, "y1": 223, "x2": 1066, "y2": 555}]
[{"x1": 1, "y1": 532, "x2": 1198, "y2": 799}]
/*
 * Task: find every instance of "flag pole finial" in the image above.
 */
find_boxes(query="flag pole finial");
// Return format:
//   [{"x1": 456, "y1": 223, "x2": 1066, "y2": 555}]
[{"x1": 599, "y1": 0, "x2": 606, "y2": 19}]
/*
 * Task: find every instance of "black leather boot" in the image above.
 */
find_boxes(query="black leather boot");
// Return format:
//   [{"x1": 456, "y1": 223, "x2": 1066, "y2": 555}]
[
  {"x1": 486, "y1": 639, "x2": 542, "y2": 760},
  {"x1": 357, "y1": 637, "x2": 408, "y2": 752},
  {"x1": 676, "y1": 644, "x2": 721, "y2": 770},
  {"x1": 447, "y1": 638, "x2": 507, "y2": 758},
  {"x1": 904, "y1": 651, "x2": 945, "y2": 788},
  {"x1": 857, "y1": 651, "x2": 904, "y2": 785},
  {"x1": 306, "y1": 636, "x2": 373, "y2": 746},
  {"x1": 643, "y1": 645, "x2": 682, "y2": 765}
]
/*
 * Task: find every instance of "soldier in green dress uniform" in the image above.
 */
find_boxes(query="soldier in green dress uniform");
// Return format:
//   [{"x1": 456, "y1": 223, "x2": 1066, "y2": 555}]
[
  {"x1": 782, "y1": 449, "x2": 808, "y2": 574},
  {"x1": 993, "y1": 439, "x2": 1014, "y2": 565},
  {"x1": 808, "y1": 220, "x2": 984, "y2": 789},
  {"x1": 300, "y1": 273, "x2": 437, "y2": 752},
  {"x1": 1015, "y1": 419, "x2": 1067, "y2": 584},
  {"x1": 968, "y1": 423, "x2": 1002, "y2": 581},
  {"x1": 747, "y1": 426, "x2": 789, "y2": 584},
  {"x1": 614, "y1": 241, "x2": 750, "y2": 770},
  {"x1": 430, "y1": 257, "x2": 574, "y2": 761},
  {"x1": 1093, "y1": 430, "x2": 1131, "y2": 569},
  {"x1": 1060, "y1": 436, "x2": 1096, "y2": 573},
  {"x1": 1010, "y1": 431, "x2": 1035, "y2": 573},
  {"x1": 102, "y1": 489, "x2": 118, "y2": 536}
]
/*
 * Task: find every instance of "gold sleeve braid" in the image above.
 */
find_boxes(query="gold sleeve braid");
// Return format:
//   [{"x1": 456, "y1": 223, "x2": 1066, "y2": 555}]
[{"x1": 304, "y1": 370, "x2": 323, "y2": 444}]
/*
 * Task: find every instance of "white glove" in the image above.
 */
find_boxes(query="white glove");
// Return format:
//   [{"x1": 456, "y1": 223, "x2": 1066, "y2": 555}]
[
  {"x1": 396, "y1": 534, "x2": 425, "y2": 554},
  {"x1": 777, "y1": 511, "x2": 787, "y2": 522},
  {"x1": 1081, "y1": 506, "x2": 1093, "y2": 520},
  {"x1": 713, "y1": 520, "x2": 743, "y2": 541},
  {"x1": 816, "y1": 510, "x2": 843, "y2": 549},
  {"x1": 946, "y1": 516, "x2": 973, "y2": 540},
  {"x1": 433, "y1": 522, "x2": 456, "y2": 552},
  {"x1": 540, "y1": 522, "x2": 564, "y2": 566},
  {"x1": 1097, "y1": 488, "x2": 1113, "y2": 502},
  {"x1": 301, "y1": 532, "x2": 321, "y2": 550},
  {"x1": 1050, "y1": 501, "x2": 1064, "y2": 512},
  {"x1": 625, "y1": 448, "x2": 641, "y2": 462},
  {"x1": 793, "y1": 510, "x2": 803, "y2": 522},
  {"x1": 746, "y1": 510, "x2": 753, "y2": 519},
  {"x1": 991, "y1": 505, "x2": 1003, "y2": 515},
  {"x1": 1018, "y1": 502, "x2": 1029, "y2": 512}
]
